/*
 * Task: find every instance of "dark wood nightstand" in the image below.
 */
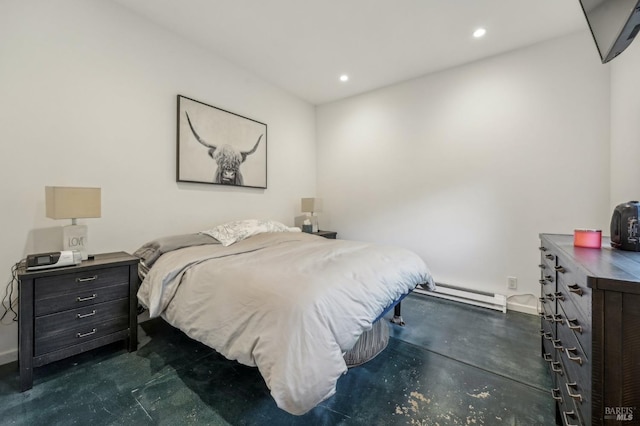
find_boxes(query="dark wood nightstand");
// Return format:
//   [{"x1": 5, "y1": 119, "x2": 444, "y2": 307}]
[
  {"x1": 17, "y1": 251, "x2": 139, "y2": 391},
  {"x1": 314, "y1": 230, "x2": 337, "y2": 239}
]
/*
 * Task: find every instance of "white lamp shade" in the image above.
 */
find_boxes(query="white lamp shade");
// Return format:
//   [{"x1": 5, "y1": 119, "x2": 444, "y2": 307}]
[
  {"x1": 301, "y1": 197, "x2": 323, "y2": 213},
  {"x1": 45, "y1": 186, "x2": 101, "y2": 220}
]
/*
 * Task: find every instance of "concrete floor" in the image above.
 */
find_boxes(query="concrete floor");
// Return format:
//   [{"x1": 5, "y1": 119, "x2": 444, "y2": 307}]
[{"x1": 0, "y1": 294, "x2": 554, "y2": 425}]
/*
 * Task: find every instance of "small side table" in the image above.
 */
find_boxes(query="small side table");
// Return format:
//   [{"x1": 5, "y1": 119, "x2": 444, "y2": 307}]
[
  {"x1": 18, "y1": 251, "x2": 139, "y2": 391},
  {"x1": 314, "y1": 230, "x2": 337, "y2": 239}
]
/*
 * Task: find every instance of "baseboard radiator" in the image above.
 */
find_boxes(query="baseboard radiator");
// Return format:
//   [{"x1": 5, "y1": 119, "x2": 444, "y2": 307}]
[{"x1": 415, "y1": 282, "x2": 507, "y2": 313}]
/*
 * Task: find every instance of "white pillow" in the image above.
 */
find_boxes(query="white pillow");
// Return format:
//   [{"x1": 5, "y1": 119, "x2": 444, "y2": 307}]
[{"x1": 201, "y1": 219, "x2": 300, "y2": 246}]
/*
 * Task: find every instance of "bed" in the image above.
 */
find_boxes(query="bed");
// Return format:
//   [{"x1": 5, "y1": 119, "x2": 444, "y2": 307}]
[{"x1": 135, "y1": 220, "x2": 434, "y2": 415}]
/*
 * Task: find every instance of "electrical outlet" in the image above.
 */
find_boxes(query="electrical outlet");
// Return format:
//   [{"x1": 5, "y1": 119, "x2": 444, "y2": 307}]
[{"x1": 507, "y1": 276, "x2": 517, "y2": 290}]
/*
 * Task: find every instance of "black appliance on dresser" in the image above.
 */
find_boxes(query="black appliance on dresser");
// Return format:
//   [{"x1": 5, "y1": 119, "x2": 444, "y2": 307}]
[
  {"x1": 610, "y1": 201, "x2": 640, "y2": 252},
  {"x1": 539, "y1": 234, "x2": 640, "y2": 426}
]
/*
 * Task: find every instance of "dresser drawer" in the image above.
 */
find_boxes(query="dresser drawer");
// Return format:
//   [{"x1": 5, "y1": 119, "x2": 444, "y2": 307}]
[
  {"x1": 34, "y1": 313, "x2": 130, "y2": 356},
  {"x1": 542, "y1": 341, "x2": 564, "y2": 382},
  {"x1": 556, "y1": 260, "x2": 592, "y2": 321},
  {"x1": 557, "y1": 297, "x2": 592, "y2": 360},
  {"x1": 541, "y1": 316, "x2": 557, "y2": 363},
  {"x1": 539, "y1": 243, "x2": 558, "y2": 266},
  {"x1": 35, "y1": 298, "x2": 129, "y2": 339},
  {"x1": 540, "y1": 287, "x2": 556, "y2": 315},
  {"x1": 34, "y1": 283, "x2": 129, "y2": 317},
  {"x1": 539, "y1": 245, "x2": 557, "y2": 283},
  {"x1": 556, "y1": 325, "x2": 591, "y2": 426},
  {"x1": 554, "y1": 366, "x2": 586, "y2": 426},
  {"x1": 540, "y1": 300, "x2": 563, "y2": 340},
  {"x1": 539, "y1": 258, "x2": 557, "y2": 286},
  {"x1": 34, "y1": 266, "x2": 129, "y2": 301}
]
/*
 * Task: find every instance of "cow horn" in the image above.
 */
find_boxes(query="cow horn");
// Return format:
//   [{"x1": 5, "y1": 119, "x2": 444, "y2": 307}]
[
  {"x1": 241, "y1": 135, "x2": 263, "y2": 162},
  {"x1": 185, "y1": 111, "x2": 217, "y2": 150}
]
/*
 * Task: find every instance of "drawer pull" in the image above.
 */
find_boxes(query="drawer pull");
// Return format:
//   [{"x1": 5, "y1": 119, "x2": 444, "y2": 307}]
[
  {"x1": 550, "y1": 361, "x2": 563, "y2": 375},
  {"x1": 544, "y1": 274, "x2": 554, "y2": 282},
  {"x1": 552, "y1": 339, "x2": 563, "y2": 351},
  {"x1": 539, "y1": 246, "x2": 548, "y2": 252},
  {"x1": 554, "y1": 265, "x2": 566, "y2": 273},
  {"x1": 76, "y1": 275, "x2": 98, "y2": 283},
  {"x1": 562, "y1": 410, "x2": 580, "y2": 426},
  {"x1": 567, "y1": 318, "x2": 583, "y2": 333},
  {"x1": 538, "y1": 279, "x2": 548, "y2": 286},
  {"x1": 566, "y1": 347, "x2": 583, "y2": 365},
  {"x1": 551, "y1": 388, "x2": 563, "y2": 402},
  {"x1": 567, "y1": 283, "x2": 583, "y2": 296},
  {"x1": 545, "y1": 313, "x2": 563, "y2": 324},
  {"x1": 77, "y1": 328, "x2": 97, "y2": 338},
  {"x1": 554, "y1": 314, "x2": 564, "y2": 324},
  {"x1": 543, "y1": 292, "x2": 564, "y2": 302},
  {"x1": 543, "y1": 353, "x2": 553, "y2": 362},
  {"x1": 77, "y1": 310, "x2": 97, "y2": 319},
  {"x1": 538, "y1": 297, "x2": 547, "y2": 304},
  {"x1": 538, "y1": 264, "x2": 546, "y2": 269},
  {"x1": 76, "y1": 294, "x2": 97, "y2": 302},
  {"x1": 545, "y1": 254, "x2": 555, "y2": 260},
  {"x1": 566, "y1": 382, "x2": 583, "y2": 402},
  {"x1": 541, "y1": 331, "x2": 553, "y2": 341}
]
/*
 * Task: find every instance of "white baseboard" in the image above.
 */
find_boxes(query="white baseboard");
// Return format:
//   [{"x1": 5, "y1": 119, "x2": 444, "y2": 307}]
[
  {"x1": 507, "y1": 301, "x2": 539, "y2": 315},
  {"x1": 0, "y1": 349, "x2": 17, "y2": 366}
]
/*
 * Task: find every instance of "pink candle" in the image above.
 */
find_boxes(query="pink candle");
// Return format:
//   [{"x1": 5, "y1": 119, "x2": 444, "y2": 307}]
[{"x1": 574, "y1": 229, "x2": 602, "y2": 248}]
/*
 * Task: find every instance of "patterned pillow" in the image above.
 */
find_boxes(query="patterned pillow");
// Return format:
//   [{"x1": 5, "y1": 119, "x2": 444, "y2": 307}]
[{"x1": 201, "y1": 219, "x2": 300, "y2": 246}]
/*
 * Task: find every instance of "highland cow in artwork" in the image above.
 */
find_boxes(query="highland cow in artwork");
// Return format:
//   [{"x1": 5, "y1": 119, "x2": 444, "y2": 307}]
[
  {"x1": 185, "y1": 111, "x2": 262, "y2": 185},
  {"x1": 177, "y1": 95, "x2": 267, "y2": 188}
]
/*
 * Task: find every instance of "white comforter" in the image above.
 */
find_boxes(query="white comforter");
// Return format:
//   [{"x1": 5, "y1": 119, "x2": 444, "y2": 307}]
[{"x1": 137, "y1": 232, "x2": 434, "y2": 415}]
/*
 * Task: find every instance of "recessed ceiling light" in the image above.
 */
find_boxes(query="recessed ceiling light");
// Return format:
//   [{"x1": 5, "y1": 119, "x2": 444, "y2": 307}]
[
  {"x1": 473, "y1": 28, "x2": 486, "y2": 38},
  {"x1": 339, "y1": 74, "x2": 349, "y2": 82}
]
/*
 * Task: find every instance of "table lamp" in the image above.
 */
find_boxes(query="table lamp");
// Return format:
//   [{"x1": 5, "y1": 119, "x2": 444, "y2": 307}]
[
  {"x1": 45, "y1": 186, "x2": 101, "y2": 260},
  {"x1": 301, "y1": 197, "x2": 323, "y2": 233}
]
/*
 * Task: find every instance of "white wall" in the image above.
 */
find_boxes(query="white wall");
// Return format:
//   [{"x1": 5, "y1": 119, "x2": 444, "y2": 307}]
[
  {"x1": 316, "y1": 32, "x2": 611, "y2": 312},
  {"x1": 0, "y1": 0, "x2": 316, "y2": 363},
  {"x1": 610, "y1": 40, "x2": 640, "y2": 207}
]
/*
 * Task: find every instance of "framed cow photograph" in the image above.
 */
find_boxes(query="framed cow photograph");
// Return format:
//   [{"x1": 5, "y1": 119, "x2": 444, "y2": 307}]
[{"x1": 177, "y1": 95, "x2": 267, "y2": 188}]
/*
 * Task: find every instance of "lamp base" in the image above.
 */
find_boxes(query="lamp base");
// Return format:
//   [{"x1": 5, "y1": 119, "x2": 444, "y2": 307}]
[
  {"x1": 63, "y1": 224, "x2": 89, "y2": 260},
  {"x1": 310, "y1": 215, "x2": 319, "y2": 233}
]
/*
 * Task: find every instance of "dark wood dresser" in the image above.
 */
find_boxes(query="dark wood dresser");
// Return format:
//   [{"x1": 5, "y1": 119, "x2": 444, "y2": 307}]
[
  {"x1": 539, "y1": 234, "x2": 640, "y2": 426},
  {"x1": 18, "y1": 252, "x2": 139, "y2": 391}
]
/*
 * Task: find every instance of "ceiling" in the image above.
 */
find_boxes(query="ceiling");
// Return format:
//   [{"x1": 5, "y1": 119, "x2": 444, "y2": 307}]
[{"x1": 110, "y1": 0, "x2": 588, "y2": 105}]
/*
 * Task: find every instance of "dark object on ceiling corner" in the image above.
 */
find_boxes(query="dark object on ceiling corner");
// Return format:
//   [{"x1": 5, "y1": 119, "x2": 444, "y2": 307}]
[{"x1": 579, "y1": 0, "x2": 640, "y2": 63}]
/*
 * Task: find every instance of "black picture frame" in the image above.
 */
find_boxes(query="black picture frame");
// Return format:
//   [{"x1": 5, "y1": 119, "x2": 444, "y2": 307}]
[{"x1": 177, "y1": 95, "x2": 267, "y2": 188}]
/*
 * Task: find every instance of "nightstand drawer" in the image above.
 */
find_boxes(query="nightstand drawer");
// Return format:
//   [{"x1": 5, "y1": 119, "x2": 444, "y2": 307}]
[
  {"x1": 34, "y1": 283, "x2": 129, "y2": 316},
  {"x1": 34, "y1": 314, "x2": 130, "y2": 356},
  {"x1": 35, "y1": 298, "x2": 129, "y2": 339},
  {"x1": 34, "y1": 266, "x2": 129, "y2": 301}
]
